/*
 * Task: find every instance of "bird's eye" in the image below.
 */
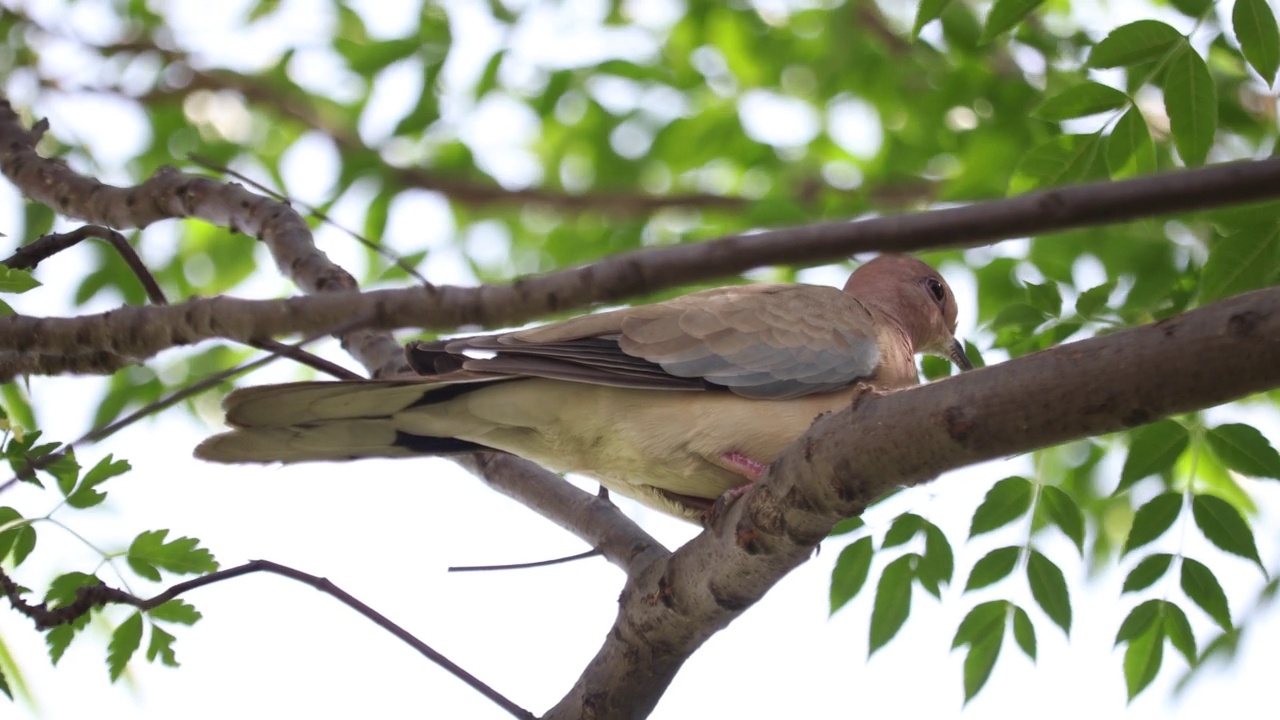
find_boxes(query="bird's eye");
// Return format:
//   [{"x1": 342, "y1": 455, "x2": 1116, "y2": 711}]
[{"x1": 925, "y1": 277, "x2": 946, "y2": 303}]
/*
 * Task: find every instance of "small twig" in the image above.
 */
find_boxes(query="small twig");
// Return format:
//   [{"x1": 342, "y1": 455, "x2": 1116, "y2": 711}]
[
  {"x1": 4, "y1": 225, "x2": 166, "y2": 304},
  {"x1": 448, "y1": 549, "x2": 602, "y2": 573},
  {"x1": 187, "y1": 153, "x2": 434, "y2": 288},
  {"x1": 0, "y1": 560, "x2": 534, "y2": 720}
]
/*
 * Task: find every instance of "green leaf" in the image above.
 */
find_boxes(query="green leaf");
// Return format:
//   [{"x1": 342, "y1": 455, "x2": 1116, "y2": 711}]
[
  {"x1": 952, "y1": 601, "x2": 1007, "y2": 702},
  {"x1": 1163, "y1": 44, "x2": 1217, "y2": 167},
  {"x1": 67, "y1": 454, "x2": 130, "y2": 509},
  {"x1": 107, "y1": 612, "x2": 143, "y2": 681},
  {"x1": 1123, "y1": 492, "x2": 1183, "y2": 554},
  {"x1": 913, "y1": 0, "x2": 954, "y2": 37},
  {"x1": 1117, "y1": 420, "x2": 1189, "y2": 494},
  {"x1": 1234, "y1": 0, "x2": 1280, "y2": 85},
  {"x1": 962, "y1": 632, "x2": 1002, "y2": 703},
  {"x1": 1115, "y1": 599, "x2": 1162, "y2": 644},
  {"x1": 980, "y1": 0, "x2": 1047, "y2": 43},
  {"x1": 1123, "y1": 618, "x2": 1164, "y2": 700},
  {"x1": 1088, "y1": 20, "x2": 1184, "y2": 68},
  {"x1": 1009, "y1": 134, "x2": 1102, "y2": 194},
  {"x1": 47, "y1": 450, "x2": 80, "y2": 498},
  {"x1": 1075, "y1": 280, "x2": 1117, "y2": 317},
  {"x1": 919, "y1": 522, "x2": 954, "y2": 597},
  {"x1": 148, "y1": 599, "x2": 202, "y2": 625},
  {"x1": 1191, "y1": 494, "x2": 1263, "y2": 568},
  {"x1": 0, "y1": 664, "x2": 9, "y2": 700},
  {"x1": 883, "y1": 513, "x2": 923, "y2": 548},
  {"x1": 828, "y1": 516, "x2": 865, "y2": 537},
  {"x1": 921, "y1": 354, "x2": 954, "y2": 381},
  {"x1": 991, "y1": 303, "x2": 1046, "y2": 334},
  {"x1": 1205, "y1": 423, "x2": 1280, "y2": 478},
  {"x1": 46, "y1": 609, "x2": 92, "y2": 666},
  {"x1": 964, "y1": 546, "x2": 1021, "y2": 592},
  {"x1": 11, "y1": 525, "x2": 35, "y2": 567},
  {"x1": 127, "y1": 530, "x2": 219, "y2": 582},
  {"x1": 45, "y1": 571, "x2": 101, "y2": 607},
  {"x1": 1199, "y1": 226, "x2": 1280, "y2": 302},
  {"x1": 1033, "y1": 82, "x2": 1129, "y2": 121},
  {"x1": 335, "y1": 37, "x2": 422, "y2": 74},
  {"x1": 1011, "y1": 604, "x2": 1036, "y2": 660},
  {"x1": 1027, "y1": 550, "x2": 1072, "y2": 634},
  {"x1": 868, "y1": 554, "x2": 916, "y2": 657},
  {"x1": 0, "y1": 267, "x2": 41, "y2": 293},
  {"x1": 1123, "y1": 553, "x2": 1174, "y2": 593},
  {"x1": 1181, "y1": 557, "x2": 1233, "y2": 630},
  {"x1": 146, "y1": 625, "x2": 179, "y2": 667},
  {"x1": 1025, "y1": 282, "x2": 1062, "y2": 317},
  {"x1": 969, "y1": 476, "x2": 1033, "y2": 538},
  {"x1": 952, "y1": 600, "x2": 1006, "y2": 648},
  {"x1": 0, "y1": 506, "x2": 22, "y2": 562},
  {"x1": 1169, "y1": 0, "x2": 1213, "y2": 16},
  {"x1": 1037, "y1": 485, "x2": 1085, "y2": 554},
  {"x1": 1106, "y1": 106, "x2": 1156, "y2": 177},
  {"x1": 1162, "y1": 601, "x2": 1197, "y2": 664},
  {"x1": 830, "y1": 536, "x2": 874, "y2": 614}
]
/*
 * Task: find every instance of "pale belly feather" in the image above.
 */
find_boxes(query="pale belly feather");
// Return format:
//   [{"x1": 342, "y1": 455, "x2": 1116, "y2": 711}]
[{"x1": 393, "y1": 379, "x2": 861, "y2": 518}]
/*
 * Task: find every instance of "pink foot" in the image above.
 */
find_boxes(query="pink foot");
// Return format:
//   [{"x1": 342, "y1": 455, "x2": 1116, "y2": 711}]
[{"x1": 701, "y1": 451, "x2": 769, "y2": 526}]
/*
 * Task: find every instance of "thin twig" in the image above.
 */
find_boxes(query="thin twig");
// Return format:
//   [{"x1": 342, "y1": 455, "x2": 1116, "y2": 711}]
[
  {"x1": 186, "y1": 154, "x2": 433, "y2": 288},
  {"x1": 3, "y1": 225, "x2": 167, "y2": 303},
  {"x1": 448, "y1": 549, "x2": 602, "y2": 573},
  {"x1": 0, "y1": 560, "x2": 534, "y2": 719}
]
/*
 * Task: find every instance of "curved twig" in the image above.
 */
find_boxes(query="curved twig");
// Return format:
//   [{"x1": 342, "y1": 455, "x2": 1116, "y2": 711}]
[{"x1": 0, "y1": 561, "x2": 534, "y2": 720}]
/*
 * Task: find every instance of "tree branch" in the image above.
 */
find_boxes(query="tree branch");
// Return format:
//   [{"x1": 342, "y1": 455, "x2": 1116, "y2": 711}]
[
  {"x1": 0, "y1": 560, "x2": 534, "y2": 719},
  {"x1": 545, "y1": 284, "x2": 1280, "y2": 719},
  {"x1": 1, "y1": 224, "x2": 358, "y2": 380},
  {"x1": 0, "y1": 98, "x2": 408, "y2": 378},
  {"x1": 3, "y1": 152, "x2": 1280, "y2": 365}
]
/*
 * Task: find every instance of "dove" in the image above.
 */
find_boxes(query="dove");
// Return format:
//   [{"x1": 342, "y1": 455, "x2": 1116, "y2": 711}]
[{"x1": 196, "y1": 255, "x2": 971, "y2": 523}]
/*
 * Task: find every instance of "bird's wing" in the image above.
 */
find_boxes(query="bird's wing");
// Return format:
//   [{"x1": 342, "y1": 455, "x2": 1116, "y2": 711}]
[{"x1": 408, "y1": 284, "x2": 884, "y2": 399}]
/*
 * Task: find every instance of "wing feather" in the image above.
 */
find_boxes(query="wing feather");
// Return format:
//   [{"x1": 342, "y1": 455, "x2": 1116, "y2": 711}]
[{"x1": 405, "y1": 283, "x2": 882, "y2": 399}]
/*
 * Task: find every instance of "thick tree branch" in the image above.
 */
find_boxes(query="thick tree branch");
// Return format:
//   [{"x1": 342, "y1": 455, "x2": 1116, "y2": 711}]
[
  {"x1": 3, "y1": 156, "x2": 1280, "y2": 365},
  {"x1": 1, "y1": 225, "x2": 358, "y2": 380},
  {"x1": 545, "y1": 284, "x2": 1280, "y2": 719}
]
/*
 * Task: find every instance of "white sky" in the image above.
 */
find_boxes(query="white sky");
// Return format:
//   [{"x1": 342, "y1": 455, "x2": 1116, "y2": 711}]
[{"x1": 0, "y1": 0, "x2": 1277, "y2": 718}]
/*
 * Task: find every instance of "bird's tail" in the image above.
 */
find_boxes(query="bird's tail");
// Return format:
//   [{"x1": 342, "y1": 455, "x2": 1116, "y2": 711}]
[{"x1": 195, "y1": 380, "x2": 486, "y2": 464}]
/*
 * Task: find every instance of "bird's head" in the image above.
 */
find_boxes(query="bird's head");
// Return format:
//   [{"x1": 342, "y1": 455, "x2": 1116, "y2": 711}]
[{"x1": 843, "y1": 255, "x2": 973, "y2": 371}]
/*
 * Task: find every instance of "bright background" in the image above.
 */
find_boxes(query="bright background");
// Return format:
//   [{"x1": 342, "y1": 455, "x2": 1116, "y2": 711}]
[{"x1": 0, "y1": 0, "x2": 1277, "y2": 718}]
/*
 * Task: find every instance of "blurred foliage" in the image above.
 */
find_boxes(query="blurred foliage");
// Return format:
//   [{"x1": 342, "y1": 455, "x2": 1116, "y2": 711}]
[{"x1": 0, "y1": 0, "x2": 1278, "y2": 709}]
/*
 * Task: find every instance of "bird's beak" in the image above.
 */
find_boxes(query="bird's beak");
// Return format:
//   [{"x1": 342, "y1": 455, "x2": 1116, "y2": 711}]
[{"x1": 949, "y1": 338, "x2": 974, "y2": 371}]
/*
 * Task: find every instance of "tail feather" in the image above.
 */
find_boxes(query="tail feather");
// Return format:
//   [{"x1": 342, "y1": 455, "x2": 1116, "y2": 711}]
[
  {"x1": 199, "y1": 380, "x2": 496, "y2": 464},
  {"x1": 223, "y1": 381, "x2": 442, "y2": 428},
  {"x1": 196, "y1": 418, "x2": 421, "y2": 463}
]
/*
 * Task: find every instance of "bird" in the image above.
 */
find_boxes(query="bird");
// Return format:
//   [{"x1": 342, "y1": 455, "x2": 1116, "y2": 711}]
[{"x1": 196, "y1": 255, "x2": 971, "y2": 523}]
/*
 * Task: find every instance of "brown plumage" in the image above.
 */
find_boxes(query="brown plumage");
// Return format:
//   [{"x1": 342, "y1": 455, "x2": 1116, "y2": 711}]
[{"x1": 196, "y1": 255, "x2": 971, "y2": 522}]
